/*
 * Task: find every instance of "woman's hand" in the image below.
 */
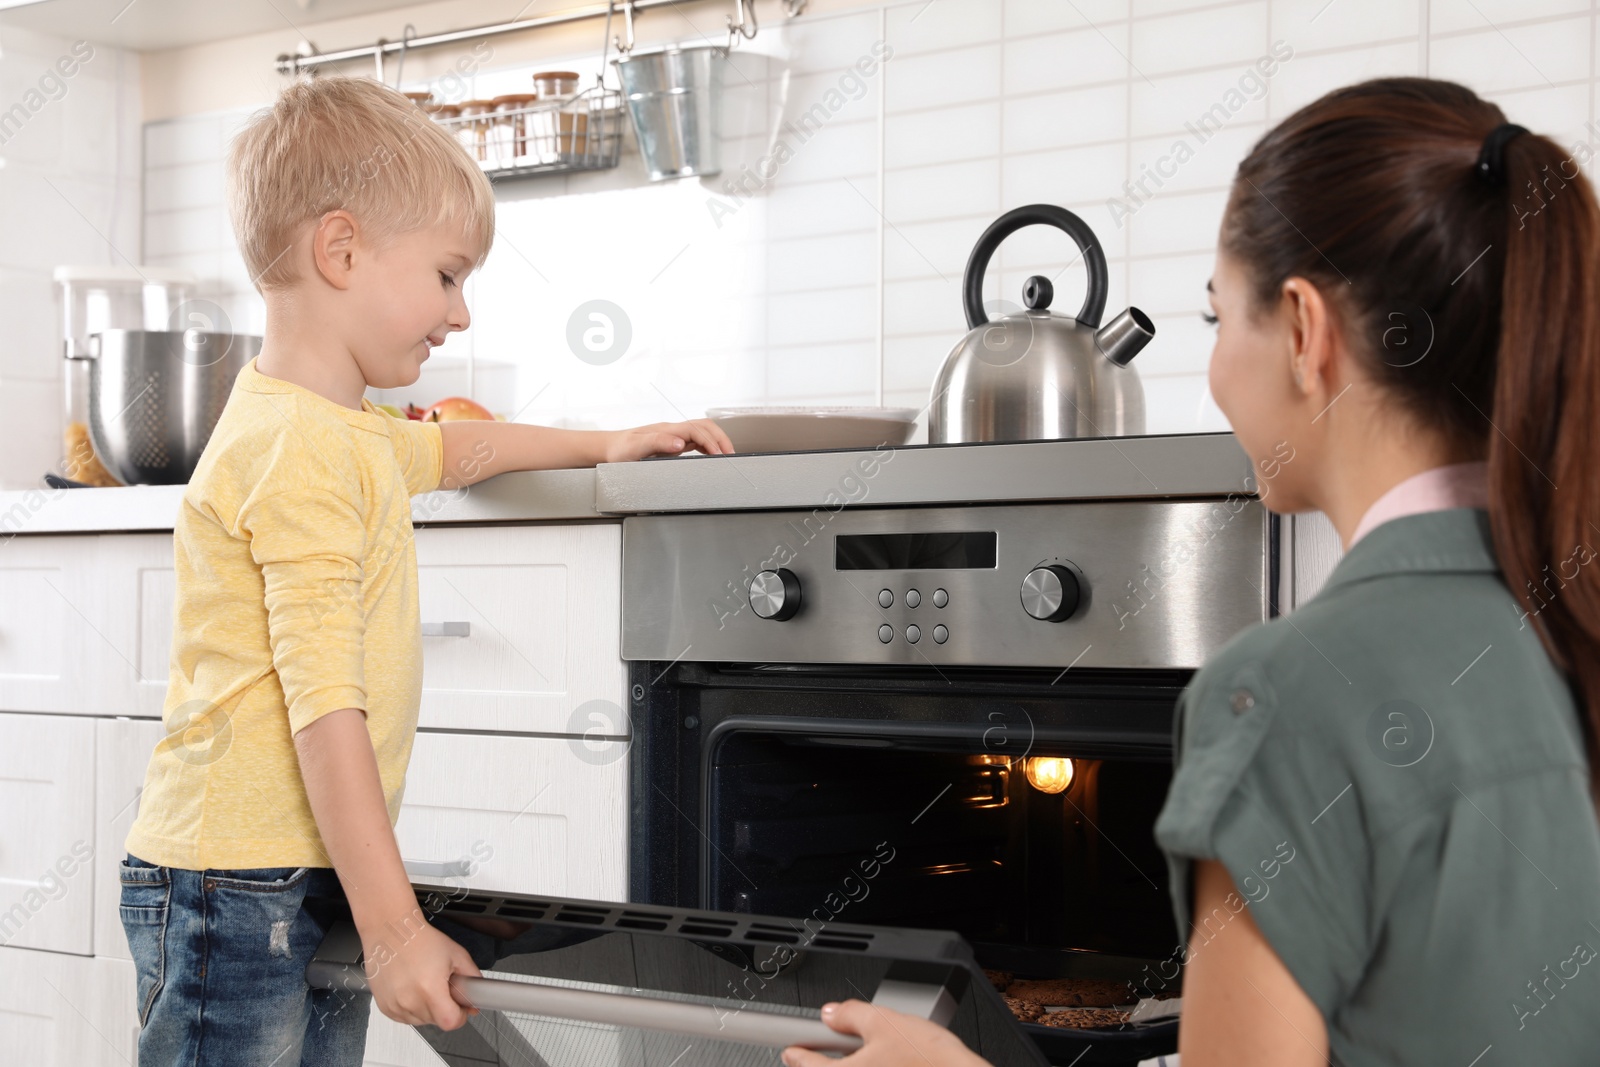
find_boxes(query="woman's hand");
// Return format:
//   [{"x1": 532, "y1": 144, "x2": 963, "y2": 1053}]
[
  {"x1": 605, "y1": 419, "x2": 735, "y2": 461},
  {"x1": 781, "y1": 1001, "x2": 991, "y2": 1067}
]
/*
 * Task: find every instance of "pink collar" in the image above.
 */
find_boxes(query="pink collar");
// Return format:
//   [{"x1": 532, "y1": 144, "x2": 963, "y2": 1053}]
[{"x1": 1348, "y1": 461, "x2": 1489, "y2": 549}]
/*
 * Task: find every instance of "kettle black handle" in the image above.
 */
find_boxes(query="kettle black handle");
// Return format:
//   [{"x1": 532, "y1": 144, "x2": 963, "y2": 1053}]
[{"x1": 963, "y1": 204, "x2": 1109, "y2": 330}]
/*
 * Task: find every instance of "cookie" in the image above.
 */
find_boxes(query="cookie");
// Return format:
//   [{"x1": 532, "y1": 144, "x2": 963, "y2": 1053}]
[
  {"x1": 1006, "y1": 977, "x2": 1137, "y2": 1008},
  {"x1": 1003, "y1": 995, "x2": 1042, "y2": 1023},
  {"x1": 1034, "y1": 1007, "x2": 1132, "y2": 1030},
  {"x1": 984, "y1": 968, "x2": 1014, "y2": 992}
]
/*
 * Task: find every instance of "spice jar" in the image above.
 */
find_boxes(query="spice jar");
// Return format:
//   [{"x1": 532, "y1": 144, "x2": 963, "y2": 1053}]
[
  {"x1": 402, "y1": 90, "x2": 434, "y2": 107},
  {"x1": 489, "y1": 94, "x2": 537, "y2": 167},
  {"x1": 530, "y1": 72, "x2": 587, "y2": 163},
  {"x1": 532, "y1": 71, "x2": 580, "y2": 99},
  {"x1": 455, "y1": 100, "x2": 495, "y2": 163}
]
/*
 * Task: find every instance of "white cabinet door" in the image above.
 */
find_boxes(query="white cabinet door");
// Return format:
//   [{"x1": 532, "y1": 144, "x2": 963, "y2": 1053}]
[
  {"x1": 365, "y1": 1009, "x2": 444, "y2": 1067},
  {"x1": 93, "y1": 717, "x2": 166, "y2": 961},
  {"x1": 414, "y1": 524, "x2": 627, "y2": 734},
  {"x1": 95, "y1": 532, "x2": 175, "y2": 719},
  {"x1": 0, "y1": 947, "x2": 137, "y2": 1067},
  {"x1": 398, "y1": 730, "x2": 627, "y2": 902},
  {"x1": 0, "y1": 535, "x2": 102, "y2": 714},
  {"x1": 0, "y1": 713, "x2": 95, "y2": 955}
]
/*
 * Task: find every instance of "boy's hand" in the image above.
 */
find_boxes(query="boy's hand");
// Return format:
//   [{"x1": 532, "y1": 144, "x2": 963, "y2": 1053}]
[
  {"x1": 604, "y1": 419, "x2": 735, "y2": 461},
  {"x1": 363, "y1": 915, "x2": 482, "y2": 1030}
]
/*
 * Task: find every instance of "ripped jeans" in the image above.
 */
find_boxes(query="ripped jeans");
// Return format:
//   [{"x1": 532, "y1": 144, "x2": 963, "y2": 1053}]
[{"x1": 120, "y1": 855, "x2": 371, "y2": 1067}]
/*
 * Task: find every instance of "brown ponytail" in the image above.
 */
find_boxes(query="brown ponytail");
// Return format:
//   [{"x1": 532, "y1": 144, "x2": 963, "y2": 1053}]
[{"x1": 1221, "y1": 77, "x2": 1600, "y2": 791}]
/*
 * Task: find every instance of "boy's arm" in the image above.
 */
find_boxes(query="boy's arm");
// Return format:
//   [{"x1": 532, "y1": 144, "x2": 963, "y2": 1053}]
[
  {"x1": 437, "y1": 418, "x2": 734, "y2": 488},
  {"x1": 294, "y1": 708, "x2": 480, "y2": 1029}
]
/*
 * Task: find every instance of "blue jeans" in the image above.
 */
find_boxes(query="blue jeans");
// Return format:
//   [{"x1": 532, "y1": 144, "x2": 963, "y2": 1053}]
[{"x1": 120, "y1": 854, "x2": 371, "y2": 1067}]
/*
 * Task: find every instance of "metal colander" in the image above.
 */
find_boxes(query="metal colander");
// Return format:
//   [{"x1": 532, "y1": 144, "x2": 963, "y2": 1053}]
[{"x1": 72, "y1": 329, "x2": 262, "y2": 486}]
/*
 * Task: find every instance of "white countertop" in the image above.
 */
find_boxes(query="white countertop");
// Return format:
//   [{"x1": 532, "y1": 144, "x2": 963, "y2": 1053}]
[
  {"x1": 0, "y1": 468, "x2": 602, "y2": 535},
  {"x1": 0, "y1": 433, "x2": 1255, "y2": 536}
]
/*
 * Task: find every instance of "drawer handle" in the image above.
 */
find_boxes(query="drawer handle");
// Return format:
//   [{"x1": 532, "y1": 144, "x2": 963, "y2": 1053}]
[
  {"x1": 403, "y1": 858, "x2": 474, "y2": 878},
  {"x1": 421, "y1": 621, "x2": 471, "y2": 638}
]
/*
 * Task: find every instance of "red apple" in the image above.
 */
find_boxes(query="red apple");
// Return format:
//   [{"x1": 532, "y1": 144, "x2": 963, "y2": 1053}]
[
  {"x1": 422, "y1": 396, "x2": 494, "y2": 422},
  {"x1": 403, "y1": 402, "x2": 427, "y2": 421}
]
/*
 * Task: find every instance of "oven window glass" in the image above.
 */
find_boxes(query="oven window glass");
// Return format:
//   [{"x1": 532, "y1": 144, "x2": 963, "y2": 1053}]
[{"x1": 708, "y1": 731, "x2": 1177, "y2": 969}]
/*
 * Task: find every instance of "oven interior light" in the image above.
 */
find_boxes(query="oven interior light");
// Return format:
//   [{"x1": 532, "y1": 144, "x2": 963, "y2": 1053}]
[{"x1": 1025, "y1": 756, "x2": 1074, "y2": 794}]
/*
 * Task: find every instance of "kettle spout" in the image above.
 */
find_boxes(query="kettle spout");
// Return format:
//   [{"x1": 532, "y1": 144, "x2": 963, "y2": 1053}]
[{"x1": 1095, "y1": 307, "x2": 1155, "y2": 366}]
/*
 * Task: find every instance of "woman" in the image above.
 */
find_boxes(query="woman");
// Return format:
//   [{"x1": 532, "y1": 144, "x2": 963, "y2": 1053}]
[{"x1": 784, "y1": 77, "x2": 1600, "y2": 1067}]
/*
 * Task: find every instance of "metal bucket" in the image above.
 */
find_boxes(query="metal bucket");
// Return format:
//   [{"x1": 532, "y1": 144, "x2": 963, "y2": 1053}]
[
  {"x1": 613, "y1": 45, "x2": 725, "y2": 181},
  {"x1": 70, "y1": 329, "x2": 263, "y2": 485}
]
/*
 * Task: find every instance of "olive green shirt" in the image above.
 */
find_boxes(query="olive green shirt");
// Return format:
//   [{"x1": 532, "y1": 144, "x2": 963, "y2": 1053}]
[{"x1": 1156, "y1": 508, "x2": 1600, "y2": 1065}]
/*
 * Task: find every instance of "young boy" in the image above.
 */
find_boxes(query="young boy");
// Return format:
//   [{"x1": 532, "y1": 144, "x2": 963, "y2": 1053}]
[{"x1": 120, "y1": 76, "x2": 732, "y2": 1067}]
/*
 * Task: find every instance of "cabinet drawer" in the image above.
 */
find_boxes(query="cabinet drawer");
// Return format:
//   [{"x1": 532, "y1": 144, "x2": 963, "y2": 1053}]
[
  {"x1": 93, "y1": 717, "x2": 165, "y2": 961},
  {"x1": 95, "y1": 532, "x2": 174, "y2": 719},
  {"x1": 415, "y1": 524, "x2": 626, "y2": 734},
  {"x1": 0, "y1": 948, "x2": 137, "y2": 1067},
  {"x1": 0, "y1": 713, "x2": 94, "y2": 955},
  {"x1": 0, "y1": 536, "x2": 100, "y2": 714},
  {"x1": 398, "y1": 730, "x2": 626, "y2": 901}
]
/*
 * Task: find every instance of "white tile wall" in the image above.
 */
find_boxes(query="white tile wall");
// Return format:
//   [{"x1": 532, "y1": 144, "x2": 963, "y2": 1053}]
[
  {"x1": 110, "y1": 0, "x2": 1600, "y2": 472},
  {"x1": 0, "y1": 30, "x2": 141, "y2": 489}
]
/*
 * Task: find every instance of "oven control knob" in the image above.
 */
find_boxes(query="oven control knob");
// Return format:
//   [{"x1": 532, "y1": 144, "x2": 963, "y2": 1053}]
[
  {"x1": 749, "y1": 568, "x2": 802, "y2": 621},
  {"x1": 1020, "y1": 565, "x2": 1081, "y2": 622}
]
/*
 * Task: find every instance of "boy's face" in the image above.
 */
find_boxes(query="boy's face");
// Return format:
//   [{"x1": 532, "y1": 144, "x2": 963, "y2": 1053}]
[{"x1": 347, "y1": 222, "x2": 476, "y2": 390}]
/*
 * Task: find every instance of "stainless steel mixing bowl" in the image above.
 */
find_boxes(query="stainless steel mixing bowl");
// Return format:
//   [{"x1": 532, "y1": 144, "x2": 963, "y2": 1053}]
[{"x1": 69, "y1": 328, "x2": 263, "y2": 485}]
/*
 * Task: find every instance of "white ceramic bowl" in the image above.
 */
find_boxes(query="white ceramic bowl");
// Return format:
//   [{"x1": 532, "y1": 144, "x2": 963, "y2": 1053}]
[{"x1": 706, "y1": 406, "x2": 919, "y2": 453}]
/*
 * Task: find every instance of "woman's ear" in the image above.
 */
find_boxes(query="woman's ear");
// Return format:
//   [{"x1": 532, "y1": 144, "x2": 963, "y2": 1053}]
[
  {"x1": 1280, "y1": 276, "x2": 1337, "y2": 402},
  {"x1": 312, "y1": 210, "x2": 359, "y2": 291}
]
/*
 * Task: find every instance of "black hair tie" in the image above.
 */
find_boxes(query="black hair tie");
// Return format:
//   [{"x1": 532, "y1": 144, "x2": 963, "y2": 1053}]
[{"x1": 1476, "y1": 123, "x2": 1528, "y2": 187}]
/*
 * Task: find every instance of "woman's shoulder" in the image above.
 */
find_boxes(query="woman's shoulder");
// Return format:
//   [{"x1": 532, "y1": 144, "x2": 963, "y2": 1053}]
[{"x1": 1166, "y1": 559, "x2": 1589, "y2": 849}]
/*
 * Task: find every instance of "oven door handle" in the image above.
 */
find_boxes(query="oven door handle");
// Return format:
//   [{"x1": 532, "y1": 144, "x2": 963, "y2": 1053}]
[{"x1": 305, "y1": 959, "x2": 865, "y2": 1052}]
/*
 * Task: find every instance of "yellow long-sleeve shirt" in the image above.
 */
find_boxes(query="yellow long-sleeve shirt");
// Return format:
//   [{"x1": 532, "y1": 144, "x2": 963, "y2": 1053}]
[{"x1": 126, "y1": 357, "x2": 443, "y2": 870}]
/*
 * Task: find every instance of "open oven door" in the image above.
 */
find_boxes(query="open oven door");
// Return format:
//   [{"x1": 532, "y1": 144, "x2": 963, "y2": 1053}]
[{"x1": 307, "y1": 885, "x2": 1051, "y2": 1067}]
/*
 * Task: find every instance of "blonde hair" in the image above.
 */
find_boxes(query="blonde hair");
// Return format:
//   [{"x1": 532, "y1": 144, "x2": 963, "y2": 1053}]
[{"x1": 227, "y1": 76, "x2": 495, "y2": 290}]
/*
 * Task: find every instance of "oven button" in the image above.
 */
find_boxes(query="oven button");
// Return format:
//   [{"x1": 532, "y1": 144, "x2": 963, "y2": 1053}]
[
  {"x1": 878, "y1": 624, "x2": 894, "y2": 643},
  {"x1": 932, "y1": 588, "x2": 948, "y2": 608},
  {"x1": 905, "y1": 624, "x2": 921, "y2": 643},
  {"x1": 904, "y1": 588, "x2": 921, "y2": 608},
  {"x1": 749, "y1": 568, "x2": 802, "y2": 621},
  {"x1": 932, "y1": 624, "x2": 949, "y2": 644},
  {"x1": 1021, "y1": 565, "x2": 1081, "y2": 622},
  {"x1": 878, "y1": 589, "x2": 893, "y2": 608}
]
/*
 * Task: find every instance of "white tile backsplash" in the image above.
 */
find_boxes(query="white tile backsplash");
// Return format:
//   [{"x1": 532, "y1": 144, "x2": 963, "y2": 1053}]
[
  {"x1": 1003, "y1": 25, "x2": 1133, "y2": 97},
  {"x1": 884, "y1": 0, "x2": 1005, "y2": 56},
  {"x1": 1429, "y1": 0, "x2": 1589, "y2": 37},
  {"x1": 1132, "y1": 3, "x2": 1269, "y2": 77},
  {"x1": 98, "y1": 0, "x2": 1600, "y2": 482},
  {"x1": 1272, "y1": 0, "x2": 1419, "y2": 52},
  {"x1": 1430, "y1": 17, "x2": 1592, "y2": 94}
]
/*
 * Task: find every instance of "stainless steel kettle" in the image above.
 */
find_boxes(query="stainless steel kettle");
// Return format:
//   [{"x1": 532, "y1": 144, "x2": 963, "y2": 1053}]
[{"x1": 928, "y1": 204, "x2": 1154, "y2": 444}]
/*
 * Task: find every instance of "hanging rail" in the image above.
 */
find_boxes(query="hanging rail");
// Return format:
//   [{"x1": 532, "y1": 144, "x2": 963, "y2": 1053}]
[{"x1": 274, "y1": 0, "x2": 805, "y2": 76}]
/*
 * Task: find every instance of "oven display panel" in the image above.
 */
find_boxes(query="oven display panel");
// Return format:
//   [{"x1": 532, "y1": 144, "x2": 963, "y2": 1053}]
[{"x1": 834, "y1": 530, "x2": 998, "y2": 570}]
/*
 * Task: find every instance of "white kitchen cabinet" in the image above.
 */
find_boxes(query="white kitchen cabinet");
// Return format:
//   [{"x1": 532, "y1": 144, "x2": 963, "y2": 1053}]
[
  {"x1": 94, "y1": 532, "x2": 175, "y2": 719},
  {"x1": 414, "y1": 524, "x2": 627, "y2": 735},
  {"x1": 0, "y1": 947, "x2": 138, "y2": 1067},
  {"x1": 398, "y1": 730, "x2": 627, "y2": 902},
  {"x1": 0, "y1": 713, "x2": 95, "y2": 955},
  {"x1": 0, "y1": 535, "x2": 102, "y2": 714},
  {"x1": 93, "y1": 717, "x2": 166, "y2": 961}
]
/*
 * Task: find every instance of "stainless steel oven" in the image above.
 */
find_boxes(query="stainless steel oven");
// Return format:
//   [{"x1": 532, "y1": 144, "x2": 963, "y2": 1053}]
[{"x1": 616, "y1": 464, "x2": 1335, "y2": 1066}]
